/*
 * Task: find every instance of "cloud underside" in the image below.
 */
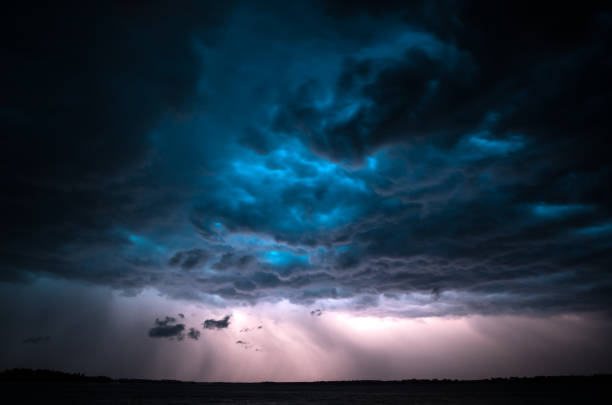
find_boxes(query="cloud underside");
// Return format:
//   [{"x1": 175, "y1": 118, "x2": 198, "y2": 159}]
[{"x1": 1, "y1": 2, "x2": 611, "y2": 317}]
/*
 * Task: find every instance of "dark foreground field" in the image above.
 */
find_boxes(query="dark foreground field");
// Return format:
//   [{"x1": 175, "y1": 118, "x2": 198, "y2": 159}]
[{"x1": 2, "y1": 370, "x2": 611, "y2": 404}]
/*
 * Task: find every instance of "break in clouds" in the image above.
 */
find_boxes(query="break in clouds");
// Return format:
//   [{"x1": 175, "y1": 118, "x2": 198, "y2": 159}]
[{"x1": 2, "y1": 2, "x2": 612, "y2": 320}]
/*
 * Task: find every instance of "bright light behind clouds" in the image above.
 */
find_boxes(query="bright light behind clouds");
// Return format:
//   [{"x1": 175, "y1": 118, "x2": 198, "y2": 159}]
[{"x1": 1, "y1": 279, "x2": 610, "y2": 381}]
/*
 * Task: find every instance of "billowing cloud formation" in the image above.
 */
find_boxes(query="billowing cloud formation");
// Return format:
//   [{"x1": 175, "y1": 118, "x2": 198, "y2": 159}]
[
  {"x1": 169, "y1": 249, "x2": 210, "y2": 270},
  {"x1": 203, "y1": 316, "x2": 231, "y2": 330},
  {"x1": 1, "y1": 2, "x2": 611, "y2": 319}
]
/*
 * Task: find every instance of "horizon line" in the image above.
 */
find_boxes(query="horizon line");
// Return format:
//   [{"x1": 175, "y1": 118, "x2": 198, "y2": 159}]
[{"x1": 2, "y1": 368, "x2": 611, "y2": 385}]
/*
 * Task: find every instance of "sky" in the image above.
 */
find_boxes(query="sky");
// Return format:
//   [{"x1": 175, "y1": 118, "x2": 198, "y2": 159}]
[{"x1": 1, "y1": 1, "x2": 612, "y2": 381}]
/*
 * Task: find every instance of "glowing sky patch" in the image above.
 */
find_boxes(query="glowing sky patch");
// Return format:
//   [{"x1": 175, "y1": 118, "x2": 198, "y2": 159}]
[
  {"x1": 263, "y1": 250, "x2": 309, "y2": 266},
  {"x1": 468, "y1": 134, "x2": 525, "y2": 154},
  {"x1": 532, "y1": 203, "x2": 591, "y2": 218},
  {"x1": 357, "y1": 31, "x2": 453, "y2": 61},
  {"x1": 115, "y1": 228, "x2": 167, "y2": 255},
  {"x1": 576, "y1": 222, "x2": 612, "y2": 235},
  {"x1": 2, "y1": 280, "x2": 611, "y2": 381}
]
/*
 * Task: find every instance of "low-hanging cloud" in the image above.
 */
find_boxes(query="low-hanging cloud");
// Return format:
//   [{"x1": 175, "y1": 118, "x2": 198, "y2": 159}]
[
  {"x1": 187, "y1": 328, "x2": 201, "y2": 340},
  {"x1": 148, "y1": 317, "x2": 185, "y2": 339},
  {"x1": 203, "y1": 315, "x2": 231, "y2": 330}
]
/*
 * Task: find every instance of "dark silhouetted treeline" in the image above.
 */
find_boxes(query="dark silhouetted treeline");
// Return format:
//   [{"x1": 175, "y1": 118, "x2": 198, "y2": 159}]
[
  {"x1": 2, "y1": 370, "x2": 611, "y2": 404},
  {"x1": 0, "y1": 369, "x2": 112, "y2": 383},
  {"x1": 1, "y1": 368, "x2": 611, "y2": 385}
]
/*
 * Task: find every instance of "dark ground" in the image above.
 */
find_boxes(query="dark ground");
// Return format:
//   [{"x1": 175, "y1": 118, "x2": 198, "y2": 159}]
[{"x1": 1, "y1": 370, "x2": 611, "y2": 404}]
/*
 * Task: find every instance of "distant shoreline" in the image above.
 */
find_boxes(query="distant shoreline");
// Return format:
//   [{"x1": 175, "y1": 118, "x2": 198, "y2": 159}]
[{"x1": 2, "y1": 368, "x2": 611, "y2": 385}]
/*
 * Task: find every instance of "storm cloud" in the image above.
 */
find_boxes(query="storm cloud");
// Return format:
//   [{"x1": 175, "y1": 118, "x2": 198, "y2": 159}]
[
  {"x1": 148, "y1": 317, "x2": 186, "y2": 339},
  {"x1": 203, "y1": 316, "x2": 231, "y2": 330},
  {"x1": 1, "y1": 1, "x2": 611, "y2": 322},
  {"x1": 187, "y1": 328, "x2": 201, "y2": 340},
  {"x1": 169, "y1": 249, "x2": 211, "y2": 270}
]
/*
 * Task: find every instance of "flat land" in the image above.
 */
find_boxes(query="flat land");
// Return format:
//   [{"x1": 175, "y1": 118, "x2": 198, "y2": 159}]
[{"x1": 2, "y1": 376, "x2": 611, "y2": 404}]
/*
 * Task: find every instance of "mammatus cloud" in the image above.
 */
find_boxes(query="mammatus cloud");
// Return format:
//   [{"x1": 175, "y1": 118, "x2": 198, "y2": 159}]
[
  {"x1": 203, "y1": 316, "x2": 231, "y2": 330},
  {"x1": 21, "y1": 336, "x2": 50, "y2": 344}
]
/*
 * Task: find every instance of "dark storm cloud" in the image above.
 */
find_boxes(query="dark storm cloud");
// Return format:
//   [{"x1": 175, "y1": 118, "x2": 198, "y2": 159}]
[
  {"x1": 0, "y1": 1, "x2": 235, "y2": 285},
  {"x1": 273, "y1": 46, "x2": 478, "y2": 164},
  {"x1": 1, "y1": 1, "x2": 612, "y2": 317},
  {"x1": 154, "y1": 317, "x2": 177, "y2": 327},
  {"x1": 169, "y1": 249, "x2": 210, "y2": 270},
  {"x1": 148, "y1": 324, "x2": 185, "y2": 339},
  {"x1": 203, "y1": 315, "x2": 231, "y2": 330},
  {"x1": 211, "y1": 253, "x2": 256, "y2": 271},
  {"x1": 21, "y1": 336, "x2": 50, "y2": 344},
  {"x1": 148, "y1": 316, "x2": 186, "y2": 339},
  {"x1": 233, "y1": 279, "x2": 257, "y2": 292},
  {"x1": 187, "y1": 328, "x2": 201, "y2": 340}
]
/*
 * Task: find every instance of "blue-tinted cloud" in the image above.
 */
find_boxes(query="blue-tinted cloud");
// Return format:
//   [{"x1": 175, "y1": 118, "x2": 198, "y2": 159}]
[{"x1": 1, "y1": 1, "x2": 611, "y2": 319}]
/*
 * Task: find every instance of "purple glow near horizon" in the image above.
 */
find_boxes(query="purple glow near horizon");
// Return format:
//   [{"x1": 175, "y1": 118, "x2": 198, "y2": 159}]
[{"x1": 1, "y1": 279, "x2": 611, "y2": 381}]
